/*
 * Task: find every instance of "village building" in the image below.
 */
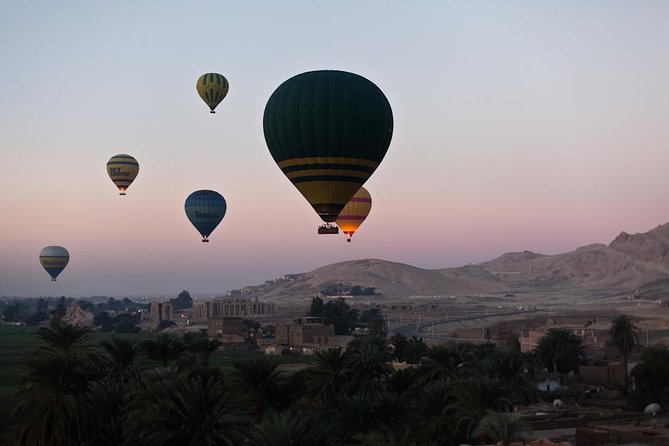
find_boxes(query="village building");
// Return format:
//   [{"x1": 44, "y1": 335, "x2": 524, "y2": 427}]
[
  {"x1": 267, "y1": 317, "x2": 353, "y2": 354},
  {"x1": 207, "y1": 316, "x2": 244, "y2": 344},
  {"x1": 192, "y1": 297, "x2": 274, "y2": 324},
  {"x1": 148, "y1": 302, "x2": 173, "y2": 324}
]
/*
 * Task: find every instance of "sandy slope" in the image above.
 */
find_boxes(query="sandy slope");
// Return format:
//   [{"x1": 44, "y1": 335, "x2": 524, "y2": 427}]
[{"x1": 234, "y1": 222, "x2": 669, "y2": 302}]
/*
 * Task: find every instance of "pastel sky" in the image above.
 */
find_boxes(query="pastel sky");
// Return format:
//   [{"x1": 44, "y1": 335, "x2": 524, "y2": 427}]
[{"x1": 2, "y1": 1, "x2": 669, "y2": 297}]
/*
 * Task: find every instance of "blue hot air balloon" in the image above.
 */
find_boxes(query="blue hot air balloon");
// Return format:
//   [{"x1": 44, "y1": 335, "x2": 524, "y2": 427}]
[
  {"x1": 185, "y1": 190, "x2": 227, "y2": 242},
  {"x1": 39, "y1": 246, "x2": 70, "y2": 281}
]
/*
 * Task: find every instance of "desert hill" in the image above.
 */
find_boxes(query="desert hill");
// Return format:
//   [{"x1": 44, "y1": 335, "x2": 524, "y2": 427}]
[
  {"x1": 242, "y1": 259, "x2": 505, "y2": 302},
  {"x1": 609, "y1": 223, "x2": 669, "y2": 264},
  {"x1": 230, "y1": 223, "x2": 669, "y2": 302}
]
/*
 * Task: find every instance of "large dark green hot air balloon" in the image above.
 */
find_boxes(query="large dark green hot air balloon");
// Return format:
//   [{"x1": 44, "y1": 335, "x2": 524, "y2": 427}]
[{"x1": 263, "y1": 70, "x2": 393, "y2": 234}]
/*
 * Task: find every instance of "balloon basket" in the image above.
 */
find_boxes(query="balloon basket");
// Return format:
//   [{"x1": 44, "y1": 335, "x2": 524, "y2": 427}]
[
  {"x1": 347, "y1": 238, "x2": 351, "y2": 242},
  {"x1": 318, "y1": 224, "x2": 339, "y2": 235},
  {"x1": 202, "y1": 239, "x2": 209, "y2": 243},
  {"x1": 119, "y1": 192, "x2": 126, "y2": 196},
  {"x1": 51, "y1": 278, "x2": 57, "y2": 282},
  {"x1": 210, "y1": 110, "x2": 215, "y2": 114}
]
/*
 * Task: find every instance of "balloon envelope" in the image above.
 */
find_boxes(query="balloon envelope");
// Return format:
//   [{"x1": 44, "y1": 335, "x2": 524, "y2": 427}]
[
  {"x1": 107, "y1": 154, "x2": 139, "y2": 195},
  {"x1": 185, "y1": 190, "x2": 227, "y2": 242},
  {"x1": 197, "y1": 73, "x2": 229, "y2": 113},
  {"x1": 39, "y1": 246, "x2": 69, "y2": 281},
  {"x1": 336, "y1": 186, "x2": 372, "y2": 242},
  {"x1": 263, "y1": 70, "x2": 393, "y2": 223}
]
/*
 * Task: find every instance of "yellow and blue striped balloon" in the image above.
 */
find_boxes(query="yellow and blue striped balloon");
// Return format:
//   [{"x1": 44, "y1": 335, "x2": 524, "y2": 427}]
[
  {"x1": 185, "y1": 190, "x2": 227, "y2": 242},
  {"x1": 196, "y1": 73, "x2": 229, "y2": 113},
  {"x1": 107, "y1": 154, "x2": 139, "y2": 196},
  {"x1": 39, "y1": 246, "x2": 69, "y2": 281}
]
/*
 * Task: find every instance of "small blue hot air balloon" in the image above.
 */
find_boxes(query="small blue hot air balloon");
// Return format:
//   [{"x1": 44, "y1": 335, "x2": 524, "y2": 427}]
[
  {"x1": 185, "y1": 190, "x2": 227, "y2": 242},
  {"x1": 39, "y1": 246, "x2": 70, "y2": 281}
]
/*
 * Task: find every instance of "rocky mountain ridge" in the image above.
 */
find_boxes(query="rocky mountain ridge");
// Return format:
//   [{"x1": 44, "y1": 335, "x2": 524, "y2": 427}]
[{"x1": 229, "y1": 223, "x2": 669, "y2": 302}]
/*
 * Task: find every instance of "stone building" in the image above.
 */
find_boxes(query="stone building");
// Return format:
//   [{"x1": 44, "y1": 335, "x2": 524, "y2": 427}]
[
  {"x1": 275, "y1": 317, "x2": 337, "y2": 348},
  {"x1": 149, "y1": 302, "x2": 173, "y2": 324},
  {"x1": 207, "y1": 316, "x2": 244, "y2": 343},
  {"x1": 193, "y1": 298, "x2": 274, "y2": 323}
]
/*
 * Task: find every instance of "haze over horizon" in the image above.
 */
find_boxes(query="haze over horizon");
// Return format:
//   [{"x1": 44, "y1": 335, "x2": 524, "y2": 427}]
[{"x1": 2, "y1": 1, "x2": 669, "y2": 297}]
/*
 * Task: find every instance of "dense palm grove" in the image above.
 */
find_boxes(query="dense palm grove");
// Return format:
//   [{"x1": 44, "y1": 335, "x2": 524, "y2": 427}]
[
  {"x1": 5, "y1": 324, "x2": 539, "y2": 446},
  {"x1": 4, "y1": 314, "x2": 666, "y2": 446}
]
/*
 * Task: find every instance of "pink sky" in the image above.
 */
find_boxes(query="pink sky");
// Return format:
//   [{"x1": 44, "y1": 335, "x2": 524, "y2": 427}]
[{"x1": 1, "y1": 2, "x2": 669, "y2": 296}]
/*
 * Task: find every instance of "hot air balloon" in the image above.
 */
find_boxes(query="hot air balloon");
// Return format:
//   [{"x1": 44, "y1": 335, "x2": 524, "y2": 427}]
[
  {"x1": 107, "y1": 154, "x2": 139, "y2": 196},
  {"x1": 336, "y1": 186, "x2": 372, "y2": 242},
  {"x1": 185, "y1": 190, "x2": 227, "y2": 242},
  {"x1": 197, "y1": 73, "x2": 229, "y2": 113},
  {"x1": 263, "y1": 70, "x2": 393, "y2": 234},
  {"x1": 39, "y1": 246, "x2": 69, "y2": 281}
]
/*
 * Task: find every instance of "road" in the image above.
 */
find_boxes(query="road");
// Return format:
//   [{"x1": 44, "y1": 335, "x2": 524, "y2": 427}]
[{"x1": 389, "y1": 310, "x2": 535, "y2": 339}]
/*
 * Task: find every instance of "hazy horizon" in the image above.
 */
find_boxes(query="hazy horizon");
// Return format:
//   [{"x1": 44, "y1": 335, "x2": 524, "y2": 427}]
[{"x1": 2, "y1": 1, "x2": 669, "y2": 297}]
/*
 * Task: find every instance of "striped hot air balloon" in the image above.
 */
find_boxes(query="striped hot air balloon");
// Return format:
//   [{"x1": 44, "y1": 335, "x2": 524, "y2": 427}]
[
  {"x1": 336, "y1": 186, "x2": 372, "y2": 242},
  {"x1": 263, "y1": 70, "x2": 393, "y2": 233},
  {"x1": 196, "y1": 73, "x2": 229, "y2": 113},
  {"x1": 106, "y1": 154, "x2": 139, "y2": 196},
  {"x1": 39, "y1": 246, "x2": 69, "y2": 281},
  {"x1": 185, "y1": 190, "x2": 227, "y2": 242}
]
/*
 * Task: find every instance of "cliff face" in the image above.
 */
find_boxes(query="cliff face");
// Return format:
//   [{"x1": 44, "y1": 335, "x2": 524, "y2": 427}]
[{"x1": 609, "y1": 223, "x2": 669, "y2": 264}]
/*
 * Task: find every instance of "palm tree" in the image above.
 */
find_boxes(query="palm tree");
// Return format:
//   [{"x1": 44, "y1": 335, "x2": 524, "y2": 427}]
[
  {"x1": 356, "y1": 428, "x2": 417, "y2": 446},
  {"x1": 535, "y1": 328, "x2": 585, "y2": 373},
  {"x1": 417, "y1": 344, "x2": 469, "y2": 384},
  {"x1": 231, "y1": 357, "x2": 282, "y2": 418},
  {"x1": 610, "y1": 314, "x2": 639, "y2": 395},
  {"x1": 304, "y1": 347, "x2": 351, "y2": 403},
  {"x1": 412, "y1": 380, "x2": 455, "y2": 445},
  {"x1": 249, "y1": 409, "x2": 325, "y2": 446},
  {"x1": 344, "y1": 335, "x2": 393, "y2": 397},
  {"x1": 491, "y1": 349, "x2": 536, "y2": 404},
  {"x1": 332, "y1": 394, "x2": 378, "y2": 443},
  {"x1": 100, "y1": 336, "x2": 140, "y2": 384},
  {"x1": 34, "y1": 324, "x2": 93, "y2": 355},
  {"x1": 630, "y1": 346, "x2": 669, "y2": 410},
  {"x1": 473, "y1": 411, "x2": 528, "y2": 446},
  {"x1": 13, "y1": 355, "x2": 95, "y2": 445},
  {"x1": 140, "y1": 333, "x2": 187, "y2": 367},
  {"x1": 81, "y1": 379, "x2": 132, "y2": 445},
  {"x1": 12, "y1": 325, "x2": 102, "y2": 445},
  {"x1": 370, "y1": 392, "x2": 414, "y2": 438},
  {"x1": 448, "y1": 377, "x2": 511, "y2": 443},
  {"x1": 125, "y1": 376, "x2": 246, "y2": 446}
]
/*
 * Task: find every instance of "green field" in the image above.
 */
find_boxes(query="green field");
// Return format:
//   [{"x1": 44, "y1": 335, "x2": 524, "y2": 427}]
[{"x1": 0, "y1": 325, "x2": 312, "y2": 437}]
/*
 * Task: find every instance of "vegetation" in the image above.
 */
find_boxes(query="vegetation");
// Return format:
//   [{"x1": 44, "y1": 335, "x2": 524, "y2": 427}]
[
  {"x1": 631, "y1": 346, "x2": 669, "y2": 411},
  {"x1": 308, "y1": 297, "x2": 387, "y2": 335},
  {"x1": 170, "y1": 290, "x2": 193, "y2": 310},
  {"x1": 320, "y1": 284, "x2": 378, "y2": 296},
  {"x1": 535, "y1": 328, "x2": 585, "y2": 373},
  {"x1": 1, "y1": 323, "x2": 539, "y2": 445},
  {"x1": 1, "y1": 312, "x2": 644, "y2": 443},
  {"x1": 609, "y1": 315, "x2": 639, "y2": 395}
]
